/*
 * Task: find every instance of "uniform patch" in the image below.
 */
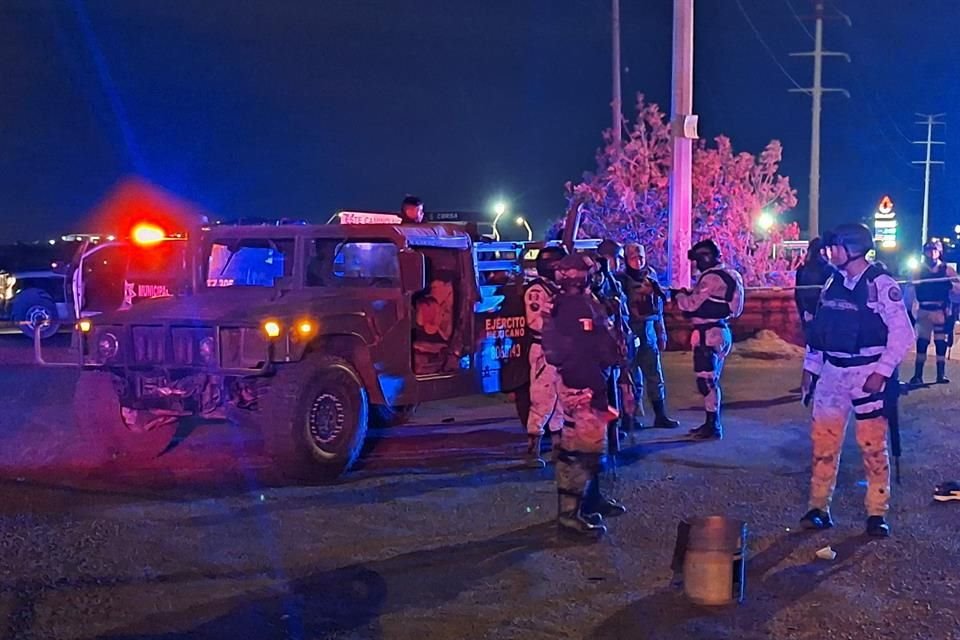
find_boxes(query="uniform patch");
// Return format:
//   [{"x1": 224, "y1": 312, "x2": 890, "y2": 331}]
[
  {"x1": 578, "y1": 318, "x2": 594, "y2": 331},
  {"x1": 888, "y1": 287, "x2": 903, "y2": 302}
]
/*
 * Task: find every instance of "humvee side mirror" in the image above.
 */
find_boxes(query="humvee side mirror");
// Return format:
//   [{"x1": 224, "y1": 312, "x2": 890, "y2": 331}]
[{"x1": 399, "y1": 250, "x2": 426, "y2": 293}]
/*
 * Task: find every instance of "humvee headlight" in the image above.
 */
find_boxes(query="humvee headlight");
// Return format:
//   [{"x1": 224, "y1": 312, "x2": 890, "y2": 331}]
[
  {"x1": 296, "y1": 320, "x2": 314, "y2": 337},
  {"x1": 199, "y1": 336, "x2": 216, "y2": 362},
  {"x1": 263, "y1": 321, "x2": 282, "y2": 338},
  {"x1": 78, "y1": 319, "x2": 92, "y2": 333},
  {"x1": 97, "y1": 332, "x2": 119, "y2": 359}
]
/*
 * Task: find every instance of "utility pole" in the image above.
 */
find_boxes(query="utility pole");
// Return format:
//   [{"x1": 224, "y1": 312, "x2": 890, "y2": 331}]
[
  {"x1": 611, "y1": 0, "x2": 622, "y2": 145},
  {"x1": 789, "y1": 0, "x2": 849, "y2": 238},
  {"x1": 913, "y1": 113, "x2": 946, "y2": 244},
  {"x1": 667, "y1": 0, "x2": 696, "y2": 288}
]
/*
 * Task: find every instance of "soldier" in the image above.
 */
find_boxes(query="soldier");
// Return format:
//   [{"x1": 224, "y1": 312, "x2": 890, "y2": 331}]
[
  {"x1": 794, "y1": 237, "x2": 835, "y2": 335},
  {"x1": 673, "y1": 239, "x2": 745, "y2": 440},
  {"x1": 522, "y1": 245, "x2": 567, "y2": 468},
  {"x1": 619, "y1": 242, "x2": 680, "y2": 429},
  {"x1": 801, "y1": 223, "x2": 914, "y2": 537},
  {"x1": 542, "y1": 253, "x2": 624, "y2": 538},
  {"x1": 908, "y1": 240, "x2": 960, "y2": 385},
  {"x1": 400, "y1": 195, "x2": 424, "y2": 224},
  {"x1": 592, "y1": 240, "x2": 635, "y2": 438}
]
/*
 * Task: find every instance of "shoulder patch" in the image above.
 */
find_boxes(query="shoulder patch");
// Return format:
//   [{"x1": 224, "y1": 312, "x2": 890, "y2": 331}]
[{"x1": 888, "y1": 286, "x2": 903, "y2": 302}]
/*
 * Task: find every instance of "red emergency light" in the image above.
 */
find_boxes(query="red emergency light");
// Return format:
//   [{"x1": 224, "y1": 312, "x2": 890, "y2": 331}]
[{"x1": 131, "y1": 223, "x2": 167, "y2": 246}]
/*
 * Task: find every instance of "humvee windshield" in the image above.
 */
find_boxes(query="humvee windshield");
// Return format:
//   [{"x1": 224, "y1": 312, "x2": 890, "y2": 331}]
[
  {"x1": 306, "y1": 239, "x2": 400, "y2": 288},
  {"x1": 206, "y1": 239, "x2": 294, "y2": 288}
]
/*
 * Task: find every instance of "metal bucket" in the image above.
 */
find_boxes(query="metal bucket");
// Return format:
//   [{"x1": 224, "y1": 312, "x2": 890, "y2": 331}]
[{"x1": 676, "y1": 516, "x2": 747, "y2": 606}]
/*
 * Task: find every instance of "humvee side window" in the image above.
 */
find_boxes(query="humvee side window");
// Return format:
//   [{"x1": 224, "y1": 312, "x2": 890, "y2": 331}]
[
  {"x1": 307, "y1": 240, "x2": 400, "y2": 288},
  {"x1": 206, "y1": 239, "x2": 293, "y2": 288}
]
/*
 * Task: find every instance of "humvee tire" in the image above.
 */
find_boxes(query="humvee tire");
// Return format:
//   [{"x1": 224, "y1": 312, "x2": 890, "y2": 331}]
[
  {"x1": 254, "y1": 354, "x2": 369, "y2": 482},
  {"x1": 371, "y1": 403, "x2": 418, "y2": 427},
  {"x1": 13, "y1": 290, "x2": 60, "y2": 341},
  {"x1": 73, "y1": 371, "x2": 177, "y2": 462}
]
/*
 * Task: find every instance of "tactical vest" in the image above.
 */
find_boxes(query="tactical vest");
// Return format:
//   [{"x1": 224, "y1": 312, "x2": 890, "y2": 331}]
[
  {"x1": 687, "y1": 267, "x2": 739, "y2": 320},
  {"x1": 622, "y1": 269, "x2": 657, "y2": 319},
  {"x1": 916, "y1": 263, "x2": 951, "y2": 310},
  {"x1": 808, "y1": 264, "x2": 889, "y2": 354}
]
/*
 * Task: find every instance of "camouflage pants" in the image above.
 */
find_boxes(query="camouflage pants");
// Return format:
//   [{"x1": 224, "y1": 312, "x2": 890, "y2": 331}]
[
  {"x1": 915, "y1": 308, "x2": 949, "y2": 372},
  {"x1": 808, "y1": 362, "x2": 891, "y2": 516},
  {"x1": 691, "y1": 324, "x2": 732, "y2": 412},
  {"x1": 555, "y1": 382, "x2": 609, "y2": 515},
  {"x1": 630, "y1": 320, "x2": 666, "y2": 407},
  {"x1": 527, "y1": 343, "x2": 564, "y2": 437}
]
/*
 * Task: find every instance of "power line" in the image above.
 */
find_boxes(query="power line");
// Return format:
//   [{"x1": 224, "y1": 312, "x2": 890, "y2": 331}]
[
  {"x1": 734, "y1": 0, "x2": 808, "y2": 94},
  {"x1": 784, "y1": 0, "x2": 814, "y2": 40}
]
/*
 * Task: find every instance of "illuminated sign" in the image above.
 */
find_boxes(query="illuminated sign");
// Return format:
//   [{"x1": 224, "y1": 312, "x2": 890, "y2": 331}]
[
  {"x1": 338, "y1": 211, "x2": 402, "y2": 225},
  {"x1": 873, "y1": 195, "x2": 897, "y2": 250}
]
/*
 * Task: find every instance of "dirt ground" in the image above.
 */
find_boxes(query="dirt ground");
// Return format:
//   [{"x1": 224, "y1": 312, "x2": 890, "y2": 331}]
[{"x1": 1, "y1": 334, "x2": 959, "y2": 640}]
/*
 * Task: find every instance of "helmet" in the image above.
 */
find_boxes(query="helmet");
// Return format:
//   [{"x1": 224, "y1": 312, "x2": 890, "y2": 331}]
[
  {"x1": 556, "y1": 252, "x2": 594, "y2": 274},
  {"x1": 625, "y1": 242, "x2": 644, "y2": 259},
  {"x1": 823, "y1": 223, "x2": 874, "y2": 258},
  {"x1": 597, "y1": 239, "x2": 623, "y2": 258},
  {"x1": 535, "y1": 245, "x2": 568, "y2": 279},
  {"x1": 688, "y1": 239, "x2": 720, "y2": 261},
  {"x1": 923, "y1": 239, "x2": 944, "y2": 254}
]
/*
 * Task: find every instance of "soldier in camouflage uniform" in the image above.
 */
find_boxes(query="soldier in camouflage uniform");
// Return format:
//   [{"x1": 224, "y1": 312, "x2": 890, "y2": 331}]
[
  {"x1": 673, "y1": 239, "x2": 745, "y2": 440},
  {"x1": 802, "y1": 224, "x2": 914, "y2": 537},
  {"x1": 908, "y1": 240, "x2": 960, "y2": 385},
  {"x1": 522, "y1": 246, "x2": 567, "y2": 468},
  {"x1": 619, "y1": 242, "x2": 680, "y2": 429},
  {"x1": 542, "y1": 253, "x2": 624, "y2": 539}
]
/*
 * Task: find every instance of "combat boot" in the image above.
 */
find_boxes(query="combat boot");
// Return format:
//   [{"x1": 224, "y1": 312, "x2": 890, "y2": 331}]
[
  {"x1": 652, "y1": 398, "x2": 680, "y2": 429},
  {"x1": 582, "y1": 471, "x2": 627, "y2": 519},
  {"x1": 937, "y1": 362, "x2": 950, "y2": 384},
  {"x1": 556, "y1": 451, "x2": 606, "y2": 539},
  {"x1": 525, "y1": 435, "x2": 546, "y2": 469},
  {"x1": 866, "y1": 515, "x2": 891, "y2": 537},
  {"x1": 799, "y1": 508, "x2": 834, "y2": 530},
  {"x1": 689, "y1": 412, "x2": 722, "y2": 440},
  {"x1": 910, "y1": 360, "x2": 924, "y2": 386}
]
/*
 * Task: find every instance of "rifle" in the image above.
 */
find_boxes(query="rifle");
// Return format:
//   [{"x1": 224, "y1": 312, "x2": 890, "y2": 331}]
[{"x1": 886, "y1": 368, "x2": 902, "y2": 485}]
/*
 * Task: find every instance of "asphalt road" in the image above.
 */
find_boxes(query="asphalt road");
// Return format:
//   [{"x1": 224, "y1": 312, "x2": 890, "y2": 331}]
[{"x1": 1, "y1": 335, "x2": 959, "y2": 640}]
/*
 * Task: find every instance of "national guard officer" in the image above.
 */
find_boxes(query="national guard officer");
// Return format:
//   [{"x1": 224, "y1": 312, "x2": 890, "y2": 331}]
[
  {"x1": 522, "y1": 245, "x2": 567, "y2": 468},
  {"x1": 801, "y1": 223, "x2": 914, "y2": 537},
  {"x1": 908, "y1": 240, "x2": 960, "y2": 385},
  {"x1": 542, "y1": 253, "x2": 624, "y2": 538},
  {"x1": 673, "y1": 239, "x2": 745, "y2": 440},
  {"x1": 619, "y1": 242, "x2": 680, "y2": 429}
]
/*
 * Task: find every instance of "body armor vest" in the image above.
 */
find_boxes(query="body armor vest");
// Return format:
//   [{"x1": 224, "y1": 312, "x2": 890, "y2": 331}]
[{"x1": 809, "y1": 264, "x2": 889, "y2": 354}]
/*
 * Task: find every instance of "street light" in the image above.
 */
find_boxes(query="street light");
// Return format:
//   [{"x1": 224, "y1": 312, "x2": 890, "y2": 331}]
[
  {"x1": 492, "y1": 201, "x2": 508, "y2": 241},
  {"x1": 757, "y1": 211, "x2": 775, "y2": 232},
  {"x1": 516, "y1": 216, "x2": 533, "y2": 241}
]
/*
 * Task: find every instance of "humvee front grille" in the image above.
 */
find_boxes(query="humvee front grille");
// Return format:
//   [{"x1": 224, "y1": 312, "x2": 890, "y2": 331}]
[
  {"x1": 172, "y1": 327, "x2": 214, "y2": 365},
  {"x1": 132, "y1": 326, "x2": 165, "y2": 363}
]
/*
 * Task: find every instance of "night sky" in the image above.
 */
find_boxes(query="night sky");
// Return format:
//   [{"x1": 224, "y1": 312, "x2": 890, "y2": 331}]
[{"x1": 1, "y1": 0, "x2": 957, "y2": 246}]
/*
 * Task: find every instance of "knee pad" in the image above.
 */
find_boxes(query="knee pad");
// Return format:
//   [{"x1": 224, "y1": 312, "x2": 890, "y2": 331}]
[
  {"x1": 693, "y1": 346, "x2": 717, "y2": 373},
  {"x1": 697, "y1": 377, "x2": 712, "y2": 397}
]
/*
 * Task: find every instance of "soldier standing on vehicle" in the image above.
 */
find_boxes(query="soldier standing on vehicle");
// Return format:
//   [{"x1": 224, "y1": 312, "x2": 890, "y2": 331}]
[
  {"x1": 619, "y1": 242, "x2": 680, "y2": 429},
  {"x1": 672, "y1": 239, "x2": 745, "y2": 441},
  {"x1": 800, "y1": 224, "x2": 914, "y2": 537},
  {"x1": 522, "y1": 245, "x2": 567, "y2": 468},
  {"x1": 542, "y1": 253, "x2": 625, "y2": 538},
  {"x1": 908, "y1": 240, "x2": 960, "y2": 385},
  {"x1": 400, "y1": 195, "x2": 425, "y2": 224}
]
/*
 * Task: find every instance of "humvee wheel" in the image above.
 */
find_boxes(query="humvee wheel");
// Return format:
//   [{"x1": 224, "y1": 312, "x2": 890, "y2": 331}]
[
  {"x1": 255, "y1": 354, "x2": 369, "y2": 482},
  {"x1": 73, "y1": 372, "x2": 177, "y2": 462}
]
